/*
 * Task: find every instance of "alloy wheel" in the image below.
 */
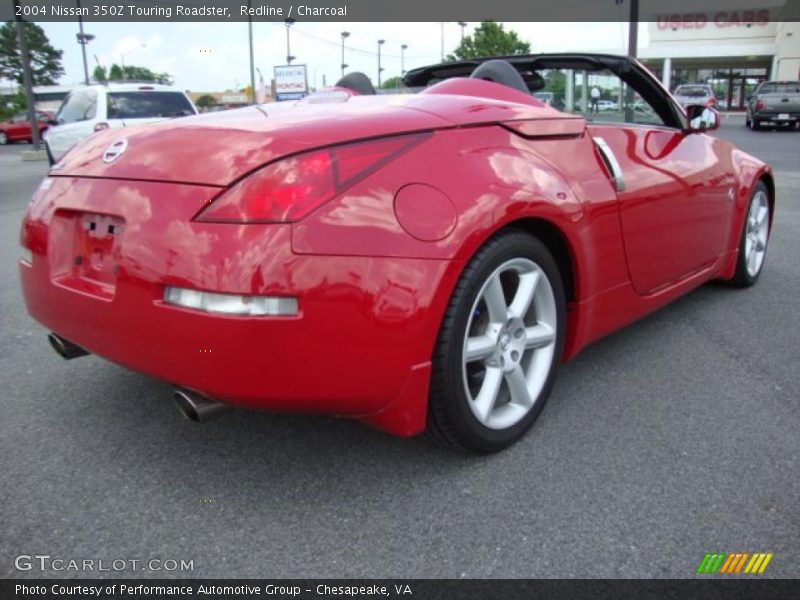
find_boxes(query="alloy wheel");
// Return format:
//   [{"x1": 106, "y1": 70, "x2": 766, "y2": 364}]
[
  {"x1": 744, "y1": 190, "x2": 769, "y2": 278},
  {"x1": 461, "y1": 258, "x2": 557, "y2": 430}
]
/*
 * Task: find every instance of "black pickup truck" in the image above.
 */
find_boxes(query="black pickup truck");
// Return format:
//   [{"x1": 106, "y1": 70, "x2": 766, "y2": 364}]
[{"x1": 746, "y1": 81, "x2": 800, "y2": 130}]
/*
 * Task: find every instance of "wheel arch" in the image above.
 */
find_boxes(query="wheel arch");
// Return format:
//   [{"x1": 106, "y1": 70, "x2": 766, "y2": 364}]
[
  {"x1": 498, "y1": 217, "x2": 578, "y2": 306},
  {"x1": 759, "y1": 171, "x2": 776, "y2": 230}
]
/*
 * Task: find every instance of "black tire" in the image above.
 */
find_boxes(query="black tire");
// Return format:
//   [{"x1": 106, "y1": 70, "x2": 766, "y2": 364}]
[
  {"x1": 745, "y1": 113, "x2": 751, "y2": 128},
  {"x1": 426, "y1": 230, "x2": 566, "y2": 453},
  {"x1": 751, "y1": 118, "x2": 761, "y2": 131},
  {"x1": 730, "y1": 181, "x2": 770, "y2": 287}
]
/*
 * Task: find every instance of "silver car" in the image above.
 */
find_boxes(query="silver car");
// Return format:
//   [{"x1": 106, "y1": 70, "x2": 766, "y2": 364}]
[{"x1": 673, "y1": 84, "x2": 716, "y2": 109}]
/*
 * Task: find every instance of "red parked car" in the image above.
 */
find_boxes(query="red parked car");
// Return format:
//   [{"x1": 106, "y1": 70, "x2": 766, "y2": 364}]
[
  {"x1": 0, "y1": 110, "x2": 54, "y2": 144},
  {"x1": 19, "y1": 54, "x2": 773, "y2": 452}
]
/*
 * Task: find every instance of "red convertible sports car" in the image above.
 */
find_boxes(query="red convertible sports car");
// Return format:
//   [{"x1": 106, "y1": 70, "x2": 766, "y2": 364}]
[{"x1": 20, "y1": 54, "x2": 773, "y2": 452}]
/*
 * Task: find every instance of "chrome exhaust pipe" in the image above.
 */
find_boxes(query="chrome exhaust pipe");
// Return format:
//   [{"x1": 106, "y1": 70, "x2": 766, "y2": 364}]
[
  {"x1": 174, "y1": 389, "x2": 231, "y2": 423},
  {"x1": 48, "y1": 333, "x2": 89, "y2": 360}
]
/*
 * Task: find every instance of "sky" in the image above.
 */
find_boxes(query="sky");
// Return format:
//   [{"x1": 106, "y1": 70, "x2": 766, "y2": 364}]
[{"x1": 25, "y1": 21, "x2": 649, "y2": 93}]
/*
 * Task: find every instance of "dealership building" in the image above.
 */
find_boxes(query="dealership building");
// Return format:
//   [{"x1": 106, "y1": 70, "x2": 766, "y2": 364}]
[{"x1": 639, "y1": 11, "x2": 800, "y2": 110}]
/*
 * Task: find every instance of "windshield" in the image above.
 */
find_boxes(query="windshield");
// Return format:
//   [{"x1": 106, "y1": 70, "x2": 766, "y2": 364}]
[
  {"x1": 675, "y1": 86, "x2": 712, "y2": 97},
  {"x1": 758, "y1": 82, "x2": 800, "y2": 94},
  {"x1": 107, "y1": 92, "x2": 195, "y2": 119}
]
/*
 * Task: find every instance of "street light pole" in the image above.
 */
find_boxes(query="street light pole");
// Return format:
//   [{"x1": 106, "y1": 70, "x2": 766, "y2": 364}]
[
  {"x1": 401, "y1": 44, "x2": 408, "y2": 75},
  {"x1": 285, "y1": 18, "x2": 296, "y2": 64},
  {"x1": 377, "y1": 39, "x2": 385, "y2": 87},
  {"x1": 247, "y1": 0, "x2": 255, "y2": 103},
  {"x1": 75, "y1": 0, "x2": 93, "y2": 85},
  {"x1": 457, "y1": 22, "x2": 467, "y2": 42},
  {"x1": 340, "y1": 31, "x2": 349, "y2": 79}
]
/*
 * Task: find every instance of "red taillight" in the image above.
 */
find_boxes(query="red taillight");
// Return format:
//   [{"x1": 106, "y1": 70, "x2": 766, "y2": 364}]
[
  {"x1": 94, "y1": 122, "x2": 109, "y2": 132},
  {"x1": 195, "y1": 134, "x2": 428, "y2": 223}
]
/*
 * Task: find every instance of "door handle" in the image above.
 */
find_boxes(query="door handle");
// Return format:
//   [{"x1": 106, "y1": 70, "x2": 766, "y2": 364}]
[{"x1": 593, "y1": 136, "x2": 626, "y2": 192}]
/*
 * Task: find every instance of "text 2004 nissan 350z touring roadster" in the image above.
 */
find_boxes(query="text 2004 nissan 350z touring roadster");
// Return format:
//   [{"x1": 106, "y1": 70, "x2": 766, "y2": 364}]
[{"x1": 20, "y1": 54, "x2": 774, "y2": 452}]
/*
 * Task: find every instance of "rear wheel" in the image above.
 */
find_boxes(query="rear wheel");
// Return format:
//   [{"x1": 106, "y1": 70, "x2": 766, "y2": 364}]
[
  {"x1": 427, "y1": 231, "x2": 565, "y2": 453},
  {"x1": 731, "y1": 182, "x2": 770, "y2": 287}
]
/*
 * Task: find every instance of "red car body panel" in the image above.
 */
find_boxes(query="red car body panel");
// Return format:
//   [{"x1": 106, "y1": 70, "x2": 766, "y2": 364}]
[{"x1": 19, "y1": 75, "x2": 773, "y2": 436}]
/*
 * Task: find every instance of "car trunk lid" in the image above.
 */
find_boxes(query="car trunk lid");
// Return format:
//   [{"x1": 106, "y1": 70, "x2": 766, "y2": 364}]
[{"x1": 50, "y1": 90, "x2": 581, "y2": 187}]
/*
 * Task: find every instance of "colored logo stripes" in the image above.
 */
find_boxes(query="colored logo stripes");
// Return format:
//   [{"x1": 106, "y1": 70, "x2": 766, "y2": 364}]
[{"x1": 696, "y1": 552, "x2": 773, "y2": 574}]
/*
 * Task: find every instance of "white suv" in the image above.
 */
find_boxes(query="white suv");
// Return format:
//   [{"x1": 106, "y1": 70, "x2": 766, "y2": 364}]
[{"x1": 44, "y1": 83, "x2": 197, "y2": 163}]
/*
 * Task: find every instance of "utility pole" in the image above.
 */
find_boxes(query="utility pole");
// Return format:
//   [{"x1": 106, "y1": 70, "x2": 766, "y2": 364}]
[
  {"x1": 340, "y1": 31, "x2": 349, "y2": 79},
  {"x1": 14, "y1": 0, "x2": 40, "y2": 150},
  {"x1": 75, "y1": 0, "x2": 93, "y2": 85},
  {"x1": 247, "y1": 0, "x2": 255, "y2": 102},
  {"x1": 401, "y1": 44, "x2": 408, "y2": 75},
  {"x1": 285, "y1": 18, "x2": 295, "y2": 64},
  {"x1": 377, "y1": 39, "x2": 385, "y2": 87},
  {"x1": 458, "y1": 22, "x2": 467, "y2": 42},
  {"x1": 440, "y1": 22, "x2": 444, "y2": 61},
  {"x1": 627, "y1": 0, "x2": 639, "y2": 58},
  {"x1": 624, "y1": 0, "x2": 639, "y2": 122}
]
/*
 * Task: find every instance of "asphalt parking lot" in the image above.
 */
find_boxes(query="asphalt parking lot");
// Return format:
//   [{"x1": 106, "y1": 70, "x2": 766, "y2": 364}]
[{"x1": 1, "y1": 117, "x2": 798, "y2": 579}]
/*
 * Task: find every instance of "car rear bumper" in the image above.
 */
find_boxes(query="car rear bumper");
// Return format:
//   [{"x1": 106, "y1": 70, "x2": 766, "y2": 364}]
[
  {"x1": 19, "y1": 176, "x2": 457, "y2": 435},
  {"x1": 752, "y1": 111, "x2": 800, "y2": 122}
]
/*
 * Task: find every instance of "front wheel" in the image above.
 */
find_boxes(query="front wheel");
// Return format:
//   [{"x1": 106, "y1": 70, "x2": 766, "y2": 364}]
[
  {"x1": 731, "y1": 182, "x2": 770, "y2": 287},
  {"x1": 427, "y1": 231, "x2": 565, "y2": 453}
]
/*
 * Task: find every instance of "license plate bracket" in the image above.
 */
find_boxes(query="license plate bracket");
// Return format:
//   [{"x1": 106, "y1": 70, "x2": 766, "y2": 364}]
[{"x1": 51, "y1": 211, "x2": 124, "y2": 299}]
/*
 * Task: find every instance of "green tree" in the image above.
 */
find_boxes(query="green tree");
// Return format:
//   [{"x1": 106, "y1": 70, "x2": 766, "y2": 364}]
[
  {"x1": 0, "y1": 89, "x2": 27, "y2": 121},
  {"x1": 92, "y1": 65, "x2": 107, "y2": 83},
  {"x1": 194, "y1": 94, "x2": 217, "y2": 109},
  {"x1": 102, "y1": 63, "x2": 173, "y2": 85},
  {"x1": 448, "y1": 21, "x2": 530, "y2": 61},
  {"x1": 380, "y1": 76, "x2": 404, "y2": 90},
  {"x1": 0, "y1": 21, "x2": 64, "y2": 85}
]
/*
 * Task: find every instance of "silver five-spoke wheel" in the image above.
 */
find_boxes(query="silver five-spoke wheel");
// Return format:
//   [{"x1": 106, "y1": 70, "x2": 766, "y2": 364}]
[
  {"x1": 462, "y1": 258, "x2": 557, "y2": 430},
  {"x1": 744, "y1": 190, "x2": 769, "y2": 278}
]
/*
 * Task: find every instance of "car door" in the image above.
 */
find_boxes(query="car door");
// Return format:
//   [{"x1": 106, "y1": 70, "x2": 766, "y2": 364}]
[
  {"x1": 589, "y1": 122, "x2": 734, "y2": 295},
  {"x1": 8, "y1": 113, "x2": 30, "y2": 140},
  {"x1": 47, "y1": 89, "x2": 98, "y2": 160}
]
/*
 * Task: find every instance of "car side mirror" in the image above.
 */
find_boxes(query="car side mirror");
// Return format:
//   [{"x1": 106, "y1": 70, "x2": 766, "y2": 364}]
[
  {"x1": 686, "y1": 105, "x2": 720, "y2": 133},
  {"x1": 48, "y1": 119, "x2": 59, "y2": 126}
]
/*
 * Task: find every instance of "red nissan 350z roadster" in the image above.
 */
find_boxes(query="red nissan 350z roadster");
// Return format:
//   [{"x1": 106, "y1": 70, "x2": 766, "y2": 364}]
[{"x1": 20, "y1": 54, "x2": 773, "y2": 452}]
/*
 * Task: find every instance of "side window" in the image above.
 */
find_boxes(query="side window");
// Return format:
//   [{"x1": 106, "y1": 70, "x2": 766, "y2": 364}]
[
  {"x1": 11, "y1": 113, "x2": 28, "y2": 123},
  {"x1": 56, "y1": 90, "x2": 98, "y2": 124},
  {"x1": 536, "y1": 67, "x2": 669, "y2": 128}
]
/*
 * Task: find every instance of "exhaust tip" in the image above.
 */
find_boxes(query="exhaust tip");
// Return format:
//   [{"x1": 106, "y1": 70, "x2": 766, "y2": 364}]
[
  {"x1": 174, "y1": 390, "x2": 201, "y2": 422},
  {"x1": 48, "y1": 333, "x2": 89, "y2": 360},
  {"x1": 174, "y1": 389, "x2": 230, "y2": 423}
]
